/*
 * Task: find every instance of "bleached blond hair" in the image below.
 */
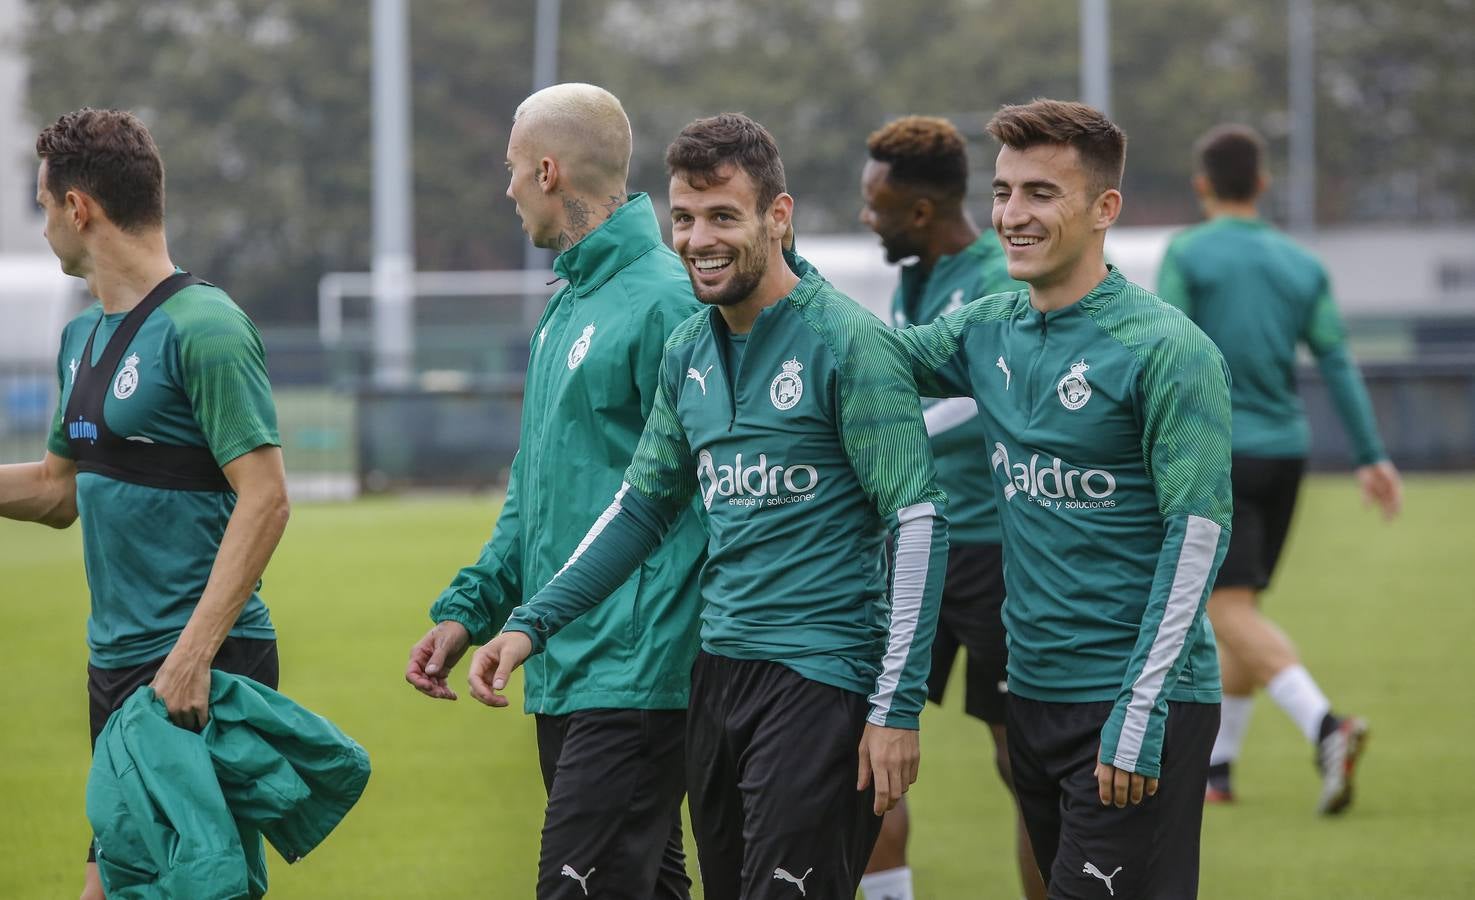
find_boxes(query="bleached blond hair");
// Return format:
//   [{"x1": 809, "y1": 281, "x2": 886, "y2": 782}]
[{"x1": 513, "y1": 83, "x2": 632, "y2": 194}]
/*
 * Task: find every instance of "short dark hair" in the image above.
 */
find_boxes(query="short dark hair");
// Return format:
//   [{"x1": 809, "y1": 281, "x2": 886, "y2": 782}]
[
  {"x1": 1195, "y1": 124, "x2": 1264, "y2": 202},
  {"x1": 36, "y1": 108, "x2": 165, "y2": 232},
  {"x1": 866, "y1": 116, "x2": 969, "y2": 201},
  {"x1": 665, "y1": 113, "x2": 787, "y2": 213},
  {"x1": 986, "y1": 99, "x2": 1127, "y2": 198}
]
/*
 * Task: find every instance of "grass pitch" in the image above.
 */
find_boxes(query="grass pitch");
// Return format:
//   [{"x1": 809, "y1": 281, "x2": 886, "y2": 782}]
[{"x1": 2, "y1": 477, "x2": 1473, "y2": 898}]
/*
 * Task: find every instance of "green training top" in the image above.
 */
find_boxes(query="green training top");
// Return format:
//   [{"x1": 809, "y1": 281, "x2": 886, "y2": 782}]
[
  {"x1": 1157, "y1": 216, "x2": 1386, "y2": 465},
  {"x1": 429, "y1": 194, "x2": 707, "y2": 715},
  {"x1": 891, "y1": 233, "x2": 1026, "y2": 545},
  {"x1": 896, "y1": 268, "x2": 1232, "y2": 777},
  {"x1": 504, "y1": 257, "x2": 950, "y2": 729},
  {"x1": 48, "y1": 282, "x2": 279, "y2": 668}
]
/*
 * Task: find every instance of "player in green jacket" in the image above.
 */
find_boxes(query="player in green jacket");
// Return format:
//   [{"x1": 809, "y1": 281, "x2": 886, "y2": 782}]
[
  {"x1": 402, "y1": 84, "x2": 706, "y2": 900},
  {"x1": 0, "y1": 109, "x2": 290, "y2": 900},
  {"x1": 1157, "y1": 124, "x2": 1402, "y2": 814},
  {"x1": 896, "y1": 100, "x2": 1232, "y2": 899},
  {"x1": 856, "y1": 115, "x2": 1042, "y2": 900},
  {"x1": 469, "y1": 113, "x2": 949, "y2": 900}
]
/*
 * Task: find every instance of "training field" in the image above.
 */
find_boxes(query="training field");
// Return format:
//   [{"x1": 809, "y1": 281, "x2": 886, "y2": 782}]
[{"x1": 2, "y1": 476, "x2": 1473, "y2": 898}]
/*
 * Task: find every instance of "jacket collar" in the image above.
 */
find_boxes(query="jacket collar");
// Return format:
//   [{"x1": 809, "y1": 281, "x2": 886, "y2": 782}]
[
  {"x1": 552, "y1": 192, "x2": 663, "y2": 296},
  {"x1": 1031, "y1": 265, "x2": 1125, "y2": 320}
]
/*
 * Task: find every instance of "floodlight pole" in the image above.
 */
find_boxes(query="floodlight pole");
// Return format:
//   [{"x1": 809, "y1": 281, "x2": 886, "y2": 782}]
[
  {"x1": 1288, "y1": 0, "x2": 1316, "y2": 233},
  {"x1": 1080, "y1": 0, "x2": 1111, "y2": 117},
  {"x1": 371, "y1": 0, "x2": 415, "y2": 386},
  {"x1": 523, "y1": 0, "x2": 561, "y2": 275}
]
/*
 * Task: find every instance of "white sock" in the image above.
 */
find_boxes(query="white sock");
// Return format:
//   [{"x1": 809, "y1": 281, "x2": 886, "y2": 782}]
[
  {"x1": 860, "y1": 866, "x2": 914, "y2": 900},
  {"x1": 1210, "y1": 694, "x2": 1255, "y2": 766},
  {"x1": 1265, "y1": 664, "x2": 1331, "y2": 743}
]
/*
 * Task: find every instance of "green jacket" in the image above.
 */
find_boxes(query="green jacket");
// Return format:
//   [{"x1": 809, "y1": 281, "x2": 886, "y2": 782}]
[
  {"x1": 87, "y1": 673, "x2": 371, "y2": 899},
  {"x1": 431, "y1": 193, "x2": 706, "y2": 714}
]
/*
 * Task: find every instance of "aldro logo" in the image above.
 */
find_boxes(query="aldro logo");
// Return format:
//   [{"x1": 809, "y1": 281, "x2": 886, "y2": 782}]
[
  {"x1": 697, "y1": 450, "x2": 819, "y2": 510},
  {"x1": 990, "y1": 442, "x2": 1117, "y2": 510}
]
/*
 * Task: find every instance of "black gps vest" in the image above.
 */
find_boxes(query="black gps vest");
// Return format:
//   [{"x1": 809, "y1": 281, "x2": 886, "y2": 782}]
[{"x1": 63, "y1": 272, "x2": 234, "y2": 493}]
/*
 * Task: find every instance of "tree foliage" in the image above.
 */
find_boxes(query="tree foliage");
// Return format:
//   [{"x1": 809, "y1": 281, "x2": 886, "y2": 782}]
[{"x1": 24, "y1": 0, "x2": 1474, "y2": 322}]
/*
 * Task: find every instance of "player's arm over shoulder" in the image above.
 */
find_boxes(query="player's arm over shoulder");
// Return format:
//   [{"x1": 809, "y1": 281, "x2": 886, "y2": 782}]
[{"x1": 893, "y1": 290, "x2": 1019, "y2": 398}]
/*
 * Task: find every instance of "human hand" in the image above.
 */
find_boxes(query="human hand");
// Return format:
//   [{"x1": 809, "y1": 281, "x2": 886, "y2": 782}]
[
  {"x1": 466, "y1": 631, "x2": 534, "y2": 708},
  {"x1": 1095, "y1": 759, "x2": 1158, "y2": 808},
  {"x1": 405, "y1": 621, "x2": 472, "y2": 700},
  {"x1": 150, "y1": 651, "x2": 212, "y2": 730},
  {"x1": 1357, "y1": 460, "x2": 1402, "y2": 521},
  {"x1": 857, "y1": 723, "x2": 920, "y2": 815}
]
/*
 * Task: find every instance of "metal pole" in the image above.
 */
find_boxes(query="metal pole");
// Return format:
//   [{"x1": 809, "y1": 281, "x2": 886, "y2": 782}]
[
  {"x1": 1080, "y1": 0, "x2": 1111, "y2": 118},
  {"x1": 1288, "y1": 0, "x2": 1316, "y2": 233},
  {"x1": 523, "y1": 0, "x2": 561, "y2": 275},
  {"x1": 372, "y1": 0, "x2": 414, "y2": 386}
]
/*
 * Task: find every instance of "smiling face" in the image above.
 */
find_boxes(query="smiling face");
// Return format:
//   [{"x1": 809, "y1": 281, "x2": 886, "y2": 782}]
[
  {"x1": 859, "y1": 159, "x2": 925, "y2": 264},
  {"x1": 669, "y1": 164, "x2": 774, "y2": 308},
  {"x1": 991, "y1": 143, "x2": 1115, "y2": 290}
]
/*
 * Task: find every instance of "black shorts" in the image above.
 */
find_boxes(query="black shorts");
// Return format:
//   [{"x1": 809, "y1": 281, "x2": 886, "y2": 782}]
[
  {"x1": 1217, "y1": 456, "x2": 1305, "y2": 590},
  {"x1": 927, "y1": 541, "x2": 1008, "y2": 724},
  {"x1": 686, "y1": 652, "x2": 882, "y2": 900},
  {"x1": 534, "y1": 709, "x2": 691, "y2": 900},
  {"x1": 85, "y1": 636, "x2": 279, "y2": 862},
  {"x1": 1007, "y1": 696, "x2": 1218, "y2": 899}
]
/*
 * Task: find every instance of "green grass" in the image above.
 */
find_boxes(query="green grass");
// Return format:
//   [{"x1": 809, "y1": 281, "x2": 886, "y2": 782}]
[{"x1": 2, "y1": 477, "x2": 1474, "y2": 898}]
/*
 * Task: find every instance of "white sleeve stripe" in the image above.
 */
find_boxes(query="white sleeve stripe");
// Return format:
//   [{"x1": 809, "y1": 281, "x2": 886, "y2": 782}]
[
  {"x1": 923, "y1": 397, "x2": 979, "y2": 437},
  {"x1": 868, "y1": 501, "x2": 937, "y2": 725},
  {"x1": 550, "y1": 482, "x2": 631, "y2": 582},
  {"x1": 1112, "y1": 515, "x2": 1221, "y2": 770}
]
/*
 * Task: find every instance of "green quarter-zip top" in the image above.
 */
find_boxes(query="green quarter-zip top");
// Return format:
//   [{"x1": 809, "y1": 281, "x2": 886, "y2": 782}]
[
  {"x1": 891, "y1": 233, "x2": 1026, "y2": 544},
  {"x1": 504, "y1": 258, "x2": 950, "y2": 729},
  {"x1": 896, "y1": 268, "x2": 1233, "y2": 777},
  {"x1": 430, "y1": 193, "x2": 707, "y2": 714},
  {"x1": 1157, "y1": 216, "x2": 1386, "y2": 465}
]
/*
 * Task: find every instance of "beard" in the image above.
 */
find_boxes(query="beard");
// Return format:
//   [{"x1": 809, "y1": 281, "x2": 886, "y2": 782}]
[
  {"x1": 689, "y1": 232, "x2": 768, "y2": 307},
  {"x1": 878, "y1": 228, "x2": 920, "y2": 265}
]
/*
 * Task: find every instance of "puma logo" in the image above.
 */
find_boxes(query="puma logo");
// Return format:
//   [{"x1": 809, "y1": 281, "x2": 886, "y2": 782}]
[
  {"x1": 1082, "y1": 861, "x2": 1122, "y2": 896},
  {"x1": 561, "y1": 864, "x2": 595, "y2": 895},
  {"x1": 996, "y1": 356, "x2": 1012, "y2": 390},
  {"x1": 686, "y1": 364, "x2": 715, "y2": 395},
  {"x1": 772, "y1": 866, "x2": 813, "y2": 895}
]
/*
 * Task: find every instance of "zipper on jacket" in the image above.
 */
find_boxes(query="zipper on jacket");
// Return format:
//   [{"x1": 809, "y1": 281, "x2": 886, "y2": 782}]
[{"x1": 1024, "y1": 311, "x2": 1048, "y2": 428}]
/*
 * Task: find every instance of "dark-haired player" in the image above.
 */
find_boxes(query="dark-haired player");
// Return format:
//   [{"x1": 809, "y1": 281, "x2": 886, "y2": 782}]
[
  {"x1": 1157, "y1": 123, "x2": 1400, "y2": 814},
  {"x1": 896, "y1": 100, "x2": 1233, "y2": 898},
  {"x1": 0, "y1": 108, "x2": 288, "y2": 900}
]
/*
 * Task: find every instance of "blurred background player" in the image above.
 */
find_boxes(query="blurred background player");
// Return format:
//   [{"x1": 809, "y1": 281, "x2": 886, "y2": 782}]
[
  {"x1": 0, "y1": 108, "x2": 290, "y2": 900},
  {"x1": 1157, "y1": 123, "x2": 1402, "y2": 814},
  {"x1": 469, "y1": 112, "x2": 950, "y2": 899},
  {"x1": 897, "y1": 99, "x2": 1233, "y2": 898},
  {"x1": 402, "y1": 84, "x2": 706, "y2": 898},
  {"x1": 856, "y1": 115, "x2": 1043, "y2": 900}
]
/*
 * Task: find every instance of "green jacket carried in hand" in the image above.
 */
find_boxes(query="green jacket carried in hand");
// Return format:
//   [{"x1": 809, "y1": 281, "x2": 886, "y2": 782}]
[
  {"x1": 431, "y1": 193, "x2": 707, "y2": 714},
  {"x1": 87, "y1": 672, "x2": 371, "y2": 899}
]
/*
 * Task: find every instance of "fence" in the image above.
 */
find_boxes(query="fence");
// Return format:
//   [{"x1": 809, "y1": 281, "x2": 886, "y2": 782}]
[{"x1": 5, "y1": 350, "x2": 1472, "y2": 496}]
